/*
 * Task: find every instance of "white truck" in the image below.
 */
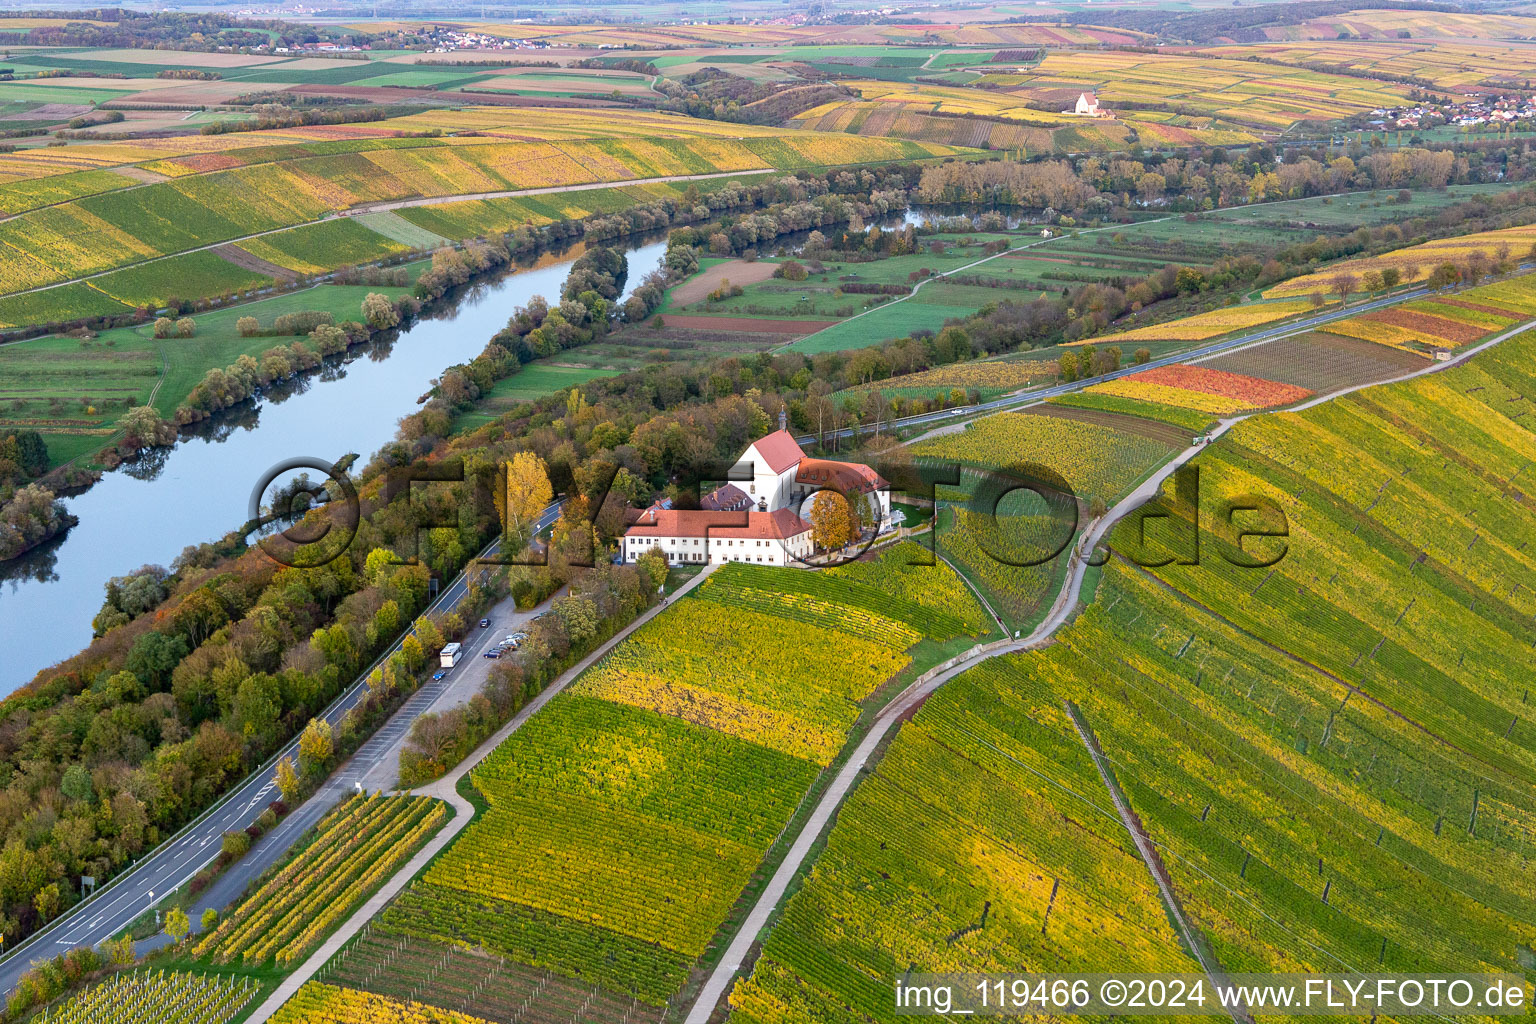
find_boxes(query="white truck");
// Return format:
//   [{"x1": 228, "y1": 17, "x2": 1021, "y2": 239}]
[{"x1": 439, "y1": 642, "x2": 462, "y2": 668}]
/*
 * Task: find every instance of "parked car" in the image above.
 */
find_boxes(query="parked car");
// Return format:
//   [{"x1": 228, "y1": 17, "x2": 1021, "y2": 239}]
[
  {"x1": 483, "y1": 649, "x2": 500, "y2": 659},
  {"x1": 432, "y1": 670, "x2": 448, "y2": 681}
]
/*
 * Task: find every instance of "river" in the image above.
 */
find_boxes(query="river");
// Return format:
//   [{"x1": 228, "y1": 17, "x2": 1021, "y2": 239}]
[{"x1": 0, "y1": 236, "x2": 671, "y2": 691}]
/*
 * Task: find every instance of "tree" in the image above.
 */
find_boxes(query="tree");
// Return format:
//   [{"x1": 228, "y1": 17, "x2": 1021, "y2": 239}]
[
  {"x1": 153, "y1": 317, "x2": 174, "y2": 339},
  {"x1": 298, "y1": 718, "x2": 333, "y2": 773},
  {"x1": 504, "y1": 451, "x2": 553, "y2": 539},
  {"x1": 220, "y1": 830, "x2": 251, "y2": 858},
  {"x1": 1134, "y1": 347, "x2": 1151, "y2": 365},
  {"x1": 809, "y1": 490, "x2": 853, "y2": 551},
  {"x1": 1380, "y1": 266, "x2": 1402, "y2": 293},
  {"x1": 413, "y1": 616, "x2": 444, "y2": 655},
  {"x1": 201, "y1": 908, "x2": 218, "y2": 931},
  {"x1": 164, "y1": 906, "x2": 190, "y2": 943},
  {"x1": 1329, "y1": 272, "x2": 1358, "y2": 304},
  {"x1": 364, "y1": 546, "x2": 397, "y2": 584},
  {"x1": 637, "y1": 547, "x2": 668, "y2": 591},
  {"x1": 106, "y1": 934, "x2": 135, "y2": 966},
  {"x1": 362, "y1": 292, "x2": 400, "y2": 330},
  {"x1": 175, "y1": 317, "x2": 195, "y2": 338},
  {"x1": 1361, "y1": 270, "x2": 1384, "y2": 295},
  {"x1": 274, "y1": 756, "x2": 300, "y2": 801},
  {"x1": 118, "y1": 406, "x2": 175, "y2": 452},
  {"x1": 236, "y1": 316, "x2": 259, "y2": 337},
  {"x1": 33, "y1": 883, "x2": 61, "y2": 925},
  {"x1": 61, "y1": 765, "x2": 94, "y2": 804},
  {"x1": 1428, "y1": 262, "x2": 1460, "y2": 291},
  {"x1": 401, "y1": 634, "x2": 425, "y2": 673},
  {"x1": 1057, "y1": 353, "x2": 1078, "y2": 383}
]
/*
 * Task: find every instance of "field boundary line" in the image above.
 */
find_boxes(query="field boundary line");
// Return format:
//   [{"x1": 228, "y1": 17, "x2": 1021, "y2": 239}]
[
  {"x1": 1064, "y1": 699, "x2": 1252, "y2": 1024},
  {"x1": 0, "y1": 169, "x2": 779, "y2": 302}
]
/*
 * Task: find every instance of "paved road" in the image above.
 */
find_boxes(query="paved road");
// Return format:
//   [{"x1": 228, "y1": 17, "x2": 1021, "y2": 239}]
[
  {"x1": 242, "y1": 564, "x2": 720, "y2": 1024},
  {"x1": 800, "y1": 286, "x2": 1433, "y2": 451},
  {"x1": 682, "y1": 311, "x2": 1536, "y2": 1022},
  {"x1": 0, "y1": 502, "x2": 562, "y2": 992}
]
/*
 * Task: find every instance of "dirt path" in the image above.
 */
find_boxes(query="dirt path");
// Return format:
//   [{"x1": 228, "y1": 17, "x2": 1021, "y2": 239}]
[
  {"x1": 0, "y1": 169, "x2": 779, "y2": 302},
  {"x1": 681, "y1": 311, "x2": 1536, "y2": 1023},
  {"x1": 669, "y1": 258, "x2": 778, "y2": 306}
]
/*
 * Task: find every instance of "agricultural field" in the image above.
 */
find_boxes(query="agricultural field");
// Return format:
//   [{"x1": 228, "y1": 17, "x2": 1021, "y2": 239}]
[
  {"x1": 451, "y1": 364, "x2": 622, "y2": 433},
  {"x1": 0, "y1": 109, "x2": 961, "y2": 299},
  {"x1": 731, "y1": 328, "x2": 1536, "y2": 1018},
  {"x1": 195, "y1": 793, "x2": 447, "y2": 969},
  {"x1": 39, "y1": 970, "x2": 260, "y2": 1024},
  {"x1": 1072, "y1": 299, "x2": 1319, "y2": 346},
  {"x1": 934, "y1": 502, "x2": 1064, "y2": 631},
  {"x1": 368, "y1": 545, "x2": 990, "y2": 1010},
  {"x1": 908, "y1": 411, "x2": 1176, "y2": 505},
  {"x1": 1197, "y1": 331, "x2": 1431, "y2": 391},
  {"x1": 788, "y1": 78, "x2": 1259, "y2": 155},
  {"x1": 1264, "y1": 224, "x2": 1536, "y2": 298},
  {"x1": 1082, "y1": 364, "x2": 1313, "y2": 415},
  {"x1": 1047, "y1": 391, "x2": 1217, "y2": 434},
  {"x1": 727, "y1": 641, "x2": 1204, "y2": 1023},
  {"x1": 1200, "y1": 39, "x2": 1536, "y2": 91},
  {"x1": 1316, "y1": 272, "x2": 1536, "y2": 355},
  {"x1": 971, "y1": 50, "x2": 1417, "y2": 134},
  {"x1": 839, "y1": 357, "x2": 1058, "y2": 402},
  {"x1": 0, "y1": 272, "x2": 424, "y2": 468}
]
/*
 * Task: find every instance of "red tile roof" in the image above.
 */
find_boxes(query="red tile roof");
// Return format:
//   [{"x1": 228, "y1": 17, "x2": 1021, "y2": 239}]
[
  {"x1": 747, "y1": 429, "x2": 805, "y2": 475},
  {"x1": 701, "y1": 483, "x2": 751, "y2": 512},
  {"x1": 794, "y1": 458, "x2": 888, "y2": 494},
  {"x1": 625, "y1": 507, "x2": 809, "y2": 540}
]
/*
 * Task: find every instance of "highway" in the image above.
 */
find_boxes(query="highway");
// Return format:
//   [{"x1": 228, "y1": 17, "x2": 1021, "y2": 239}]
[
  {"x1": 0, "y1": 270, "x2": 1465, "y2": 994},
  {"x1": 798, "y1": 285, "x2": 1433, "y2": 448},
  {"x1": 0, "y1": 500, "x2": 562, "y2": 994}
]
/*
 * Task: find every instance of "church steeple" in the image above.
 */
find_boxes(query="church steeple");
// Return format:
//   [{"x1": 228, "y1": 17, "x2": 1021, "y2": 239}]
[{"x1": 779, "y1": 404, "x2": 787, "y2": 432}]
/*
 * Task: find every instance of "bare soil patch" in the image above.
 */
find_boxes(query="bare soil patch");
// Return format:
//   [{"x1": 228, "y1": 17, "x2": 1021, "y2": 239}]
[
  {"x1": 114, "y1": 166, "x2": 170, "y2": 184},
  {"x1": 8, "y1": 102, "x2": 92, "y2": 121},
  {"x1": 1198, "y1": 331, "x2": 1428, "y2": 393},
  {"x1": 671, "y1": 260, "x2": 779, "y2": 307},
  {"x1": 657, "y1": 314, "x2": 839, "y2": 334},
  {"x1": 214, "y1": 243, "x2": 296, "y2": 281},
  {"x1": 85, "y1": 48, "x2": 280, "y2": 67},
  {"x1": 1031, "y1": 403, "x2": 1189, "y2": 447}
]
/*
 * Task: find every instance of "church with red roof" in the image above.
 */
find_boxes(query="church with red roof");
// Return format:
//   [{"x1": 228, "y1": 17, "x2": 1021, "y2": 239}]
[{"x1": 621, "y1": 411, "x2": 891, "y2": 567}]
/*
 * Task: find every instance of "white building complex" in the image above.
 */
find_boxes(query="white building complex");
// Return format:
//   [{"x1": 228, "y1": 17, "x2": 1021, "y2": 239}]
[{"x1": 620, "y1": 417, "x2": 890, "y2": 567}]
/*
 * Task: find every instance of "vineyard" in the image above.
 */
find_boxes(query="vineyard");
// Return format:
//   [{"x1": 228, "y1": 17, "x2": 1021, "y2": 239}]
[
  {"x1": 908, "y1": 411, "x2": 1175, "y2": 503},
  {"x1": 840, "y1": 358, "x2": 1057, "y2": 400},
  {"x1": 1048, "y1": 391, "x2": 1215, "y2": 433},
  {"x1": 195, "y1": 793, "x2": 446, "y2": 969},
  {"x1": 1317, "y1": 273, "x2": 1536, "y2": 355},
  {"x1": 319, "y1": 931, "x2": 663, "y2": 1024},
  {"x1": 1084, "y1": 364, "x2": 1313, "y2": 414},
  {"x1": 1264, "y1": 225, "x2": 1536, "y2": 298},
  {"x1": 935, "y1": 505, "x2": 1060, "y2": 629},
  {"x1": 1076, "y1": 299, "x2": 1316, "y2": 345},
  {"x1": 371, "y1": 545, "x2": 987, "y2": 1007},
  {"x1": 727, "y1": 648, "x2": 1202, "y2": 1023},
  {"x1": 37, "y1": 970, "x2": 257, "y2": 1024},
  {"x1": 0, "y1": 113, "x2": 960, "y2": 298},
  {"x1": 270, "y1": 982, "x2": 497, "y2": 1024},
  {"x1": 971, "y1": 49, "x2": 1415, "y2": 133}
]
